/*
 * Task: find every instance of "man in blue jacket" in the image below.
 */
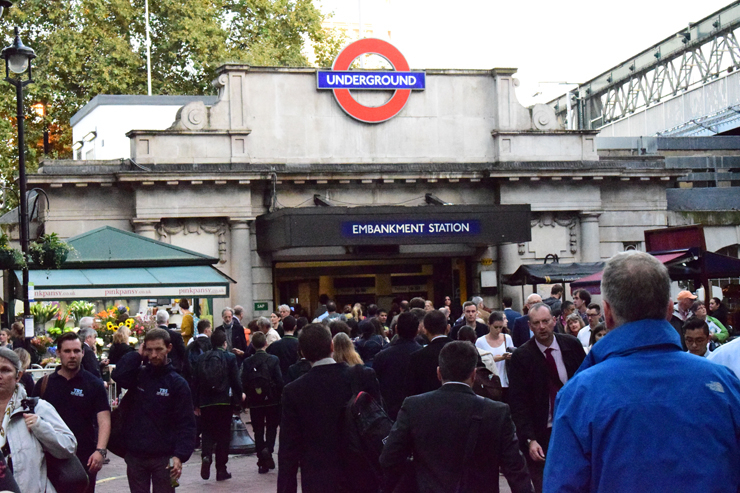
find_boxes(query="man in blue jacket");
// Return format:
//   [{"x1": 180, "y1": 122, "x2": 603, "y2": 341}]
[
  {"x1": 544, "y1": 251, "x2": 740, "y2": 493},
  {"x1": 112, "y1": 328, "x2": 196, "y2": 493}
]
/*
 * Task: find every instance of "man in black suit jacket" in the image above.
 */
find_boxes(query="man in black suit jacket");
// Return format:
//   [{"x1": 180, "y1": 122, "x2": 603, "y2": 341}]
[
  {"x1": 214, "y1": 307, "x2": 249, "y2": 364},
  {"x1": 278, "y1": 323, "x2": 381, "y2": 493},
  {"x1": 266, "y1": 316, "x2": 299, "y2": 376},
  {"x1": 381, "y1": 341, "x2": 533, "y2": 493},
  {"x1": 449, "y1": 301, "x2": 488, "y2": 340},
  {"x1": 156, "y1": 310, "x2": 191, "y2": 379},
  {"x1": 373, "y1": 312, "x2": 422, "y2": 420},
  {"x1": 508, "y1": 303, "x2": 586, "y2": 493},
  {"x1": 406, "y1": 310, "x2": 452, "y2": 397},
  {"x1": 79, "y1": 327, "x2": 102, "y2": 379},
  {"x1": 512, "y1": 294, "x2": 543, "y2": 347}
]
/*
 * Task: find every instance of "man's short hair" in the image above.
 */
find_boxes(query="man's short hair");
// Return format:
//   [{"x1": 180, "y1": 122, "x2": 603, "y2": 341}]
[
  {"x1": 396, "y1": 312, "x2": 420, "y2": 340},
  {"x1": 457, "y1": 326, "x2": 477, "y2": 343},
  {"x1": 601, "y1": 251, "x2": 671, "y2": 326},
  {"x1": 197, "y1": 319, "x2": 211, "y2": 333},
  {"x1": 211, "y1": 329, "x2": 227, "y2": 348},
  {"x1": 256, "y1": 317, "x2": 271, "y2": 330},
  {"x1": 156, "y1": 310, "x2": 170, "y2": 325},
  {"x1": 298, "y1": 323, "x2": 332, "y2": 362},
  {"x1": 278, "y1": 304, "x2": 289, "y2": 313},
  {"x1": 409, "y1": 308, "x2": 426, "y2": 322},
  {"x1": 400, "y1": 300, "x2": 409, "y2": 311},
  {"x1": 319, "y1": 294, "x2": 330, "y2": 304},
  {"x1": 561, "y1": 300, "x2": 574, "y2": 312},
  {"x1": 683, "y1": 317, "x2": 709, "y2": 337},
  {"x1": 409, "y1": 297, "x2": 426, "y2": 309},
  {"x1": 79, "y1": 328, "x2": 97, "y2": 341},
  {"x1": 251, "y1": 331, "x2": 267, "y2": 349},
  {"x1": 233, "y1": 305, "x2": 244, "y2": 317},
  {"x1": 551, "y1": 285, "x2": 564, "y2": 296},
  {"x1": 488, "y1": 311, "x2": 505, "y2": 324},
  {"x1": 221, "y1": 307, "x2": 233, "y2": 317},
  {"x1": 326, "y1": 301, "x2": 337, "y2": 313},
  {"x1": 145, "y1": 328, "x2": 171, "y2": 346},
  {"x1": 79, "y1": 317, "x2": 94, "y2": 330},
  {"x1": 56, "y1": 331, "x2": 82, "y2": 351},
  {"x1": 528, "y1": 302, "x2": 552, "y2": 320},
  {"x1": 573, "y1": 289, "x2": 592, "y2": 305},
  {"x1": 282, "y1": 315, "x2": 297, "y2": 333},
  {"x1": 502, "y1": 296, "x2": 513, "y2": 308},
  {"x1": 587, "y1": 303, "x2": 601, "y2": 313},
  {"x1": 462, "y1": 301, "x2": 476, "y2": 311},
  {"x1": 377, "y1": 309, "x2": 387, "y2": 316},
  {"x1": 329, "y1": 320, "x2": 350, "y2": 337},
  {"x1": 366, "y1": 304, "x2": 379, "y2": 317},
  {"x1": 423, "y1": 310, "x2": 448, "y2": 336},
  {"x1": 438, "y1": 341, "x2": 478, "y2": 382}
]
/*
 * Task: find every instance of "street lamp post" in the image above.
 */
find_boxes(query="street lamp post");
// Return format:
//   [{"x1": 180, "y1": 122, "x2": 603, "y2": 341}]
[{"x1": 2, "y1": 27, "x2": 36, "y2": 325}]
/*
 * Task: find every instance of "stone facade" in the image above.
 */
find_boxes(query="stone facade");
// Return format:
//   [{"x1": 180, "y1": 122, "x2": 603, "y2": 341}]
[{"x1": 29, "y1": 64, "x2": 686, "y2": 316}]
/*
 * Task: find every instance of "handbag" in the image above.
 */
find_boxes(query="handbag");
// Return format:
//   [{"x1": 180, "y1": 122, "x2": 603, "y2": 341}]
[
  {"x1": 108, "y1": 389, "x2": 134, "y2": 458},
  {"x1": 21, "y1": 397, "x2": 89, "y2": 493}
]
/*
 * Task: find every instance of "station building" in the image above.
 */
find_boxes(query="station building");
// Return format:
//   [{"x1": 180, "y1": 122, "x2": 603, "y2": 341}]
[{"x1": 28, "y1": 58, "x2": 687, "y2": 319}]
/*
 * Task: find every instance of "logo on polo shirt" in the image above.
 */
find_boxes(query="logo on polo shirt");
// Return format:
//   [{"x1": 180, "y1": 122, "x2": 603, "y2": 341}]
[
  {"x1": 71, "y1": 388, "x2": 84, "y2": 397},
  {"x1": 156, "y1": 388, "x2": 170, "y2": 397}
]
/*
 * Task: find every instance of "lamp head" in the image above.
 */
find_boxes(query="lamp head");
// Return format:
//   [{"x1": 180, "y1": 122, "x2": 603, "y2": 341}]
[
  {"x1": 2, "y1": 27, "x2": 35, "y2": 77},
  {"x1": 0, "y1": 1, "x2": 12, "y2": 18}
]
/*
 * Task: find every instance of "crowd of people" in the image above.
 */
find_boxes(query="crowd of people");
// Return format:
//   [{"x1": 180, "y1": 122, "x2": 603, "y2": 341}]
[{"x1": 0, "y1": 252, "x2": 738, "y2": 492}]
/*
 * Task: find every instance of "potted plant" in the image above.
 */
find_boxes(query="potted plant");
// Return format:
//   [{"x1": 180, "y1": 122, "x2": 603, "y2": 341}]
[
  {"x1": 0, "y1": 233, "x2": 26, "y2": 270},
  {"x1": 29, "y1": 233, "x2": 73, "y2": 269}
]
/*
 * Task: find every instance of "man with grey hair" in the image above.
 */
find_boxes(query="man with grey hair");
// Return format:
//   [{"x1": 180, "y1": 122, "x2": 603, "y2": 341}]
[
  {"x1": 215, "y1": 307, "x2": 248, "y2": 363},
  {"x1": 508, "y1": 302, "x2": 584, "y2": 492},
  {"x1": 544, "y1": 251, "x2": 740, "y2": 492},
  {"x1": 257, "y1": 317, "x2": 281, "y2": 348},
  {"x1": 79, "y1": 326, "x2": 102, "y2": 379},
  {"x1": 79, "y1": 316, "x2": 94, "y2": 330}
]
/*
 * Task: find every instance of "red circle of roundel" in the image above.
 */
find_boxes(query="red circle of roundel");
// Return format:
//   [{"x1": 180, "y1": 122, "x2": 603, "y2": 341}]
[{"x1": 332, "y1": 38, "x2": 411, "y2": 123}]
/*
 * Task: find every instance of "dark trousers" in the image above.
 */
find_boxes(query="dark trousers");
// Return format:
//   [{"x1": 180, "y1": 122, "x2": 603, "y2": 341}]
[
  {"x1": 527, "y1": 427, "x2": 552, "y2": 493},
  {"x1": 83, "y1": 465, "x2": 97, "y2": 493},
  {"x1": 250, "y1": 405, "x2": 280, "y2": 453},
  {"x1": 201, "y1": 405, "x2": 233, "y2": 471},
  {"x1": 125, "y1": 454, "x2": 173, "y2": 493}
]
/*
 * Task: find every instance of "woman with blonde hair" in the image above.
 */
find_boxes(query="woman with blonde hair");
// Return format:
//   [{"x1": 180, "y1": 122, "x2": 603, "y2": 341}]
[
  {"x1": 565, "y1": 313, "x2": 585, "y2": 337},
  {"x1": 350, "y1": 303, "x2": 364, "y2": 322},
  {"x1": 109, "y1": 325, "x2": 134, "y2": 365},
  {"x1": 332, "y1": 333, "x2": 363, "y2": 366}
]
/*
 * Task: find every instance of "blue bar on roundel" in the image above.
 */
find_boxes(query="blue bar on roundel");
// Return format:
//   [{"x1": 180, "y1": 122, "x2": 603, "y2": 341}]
[{"x1": 317, "y1": 71, "x2": 426, "y2": 90}]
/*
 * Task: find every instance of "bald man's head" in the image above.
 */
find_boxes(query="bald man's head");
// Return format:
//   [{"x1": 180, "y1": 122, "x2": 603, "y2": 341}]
[{"x1": 526, "y1": 294, "x2": 542, "y2": 308}]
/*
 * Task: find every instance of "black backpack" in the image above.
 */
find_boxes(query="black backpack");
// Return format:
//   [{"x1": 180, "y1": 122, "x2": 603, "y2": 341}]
[
  {"x1": 243, "y1": 357, "x2": 276, "y2": 407},
  {"x1": 341, "y1": 366, "x2": 393, "y2": 493},
  {"x1": 200, "y1": 350, "x2": 228, "y2": 394}
]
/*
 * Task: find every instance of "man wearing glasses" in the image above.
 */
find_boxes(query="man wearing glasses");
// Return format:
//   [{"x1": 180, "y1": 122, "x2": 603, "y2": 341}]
[{"x1": 577, "y1": 304, "x2": 602, "y2": 347}]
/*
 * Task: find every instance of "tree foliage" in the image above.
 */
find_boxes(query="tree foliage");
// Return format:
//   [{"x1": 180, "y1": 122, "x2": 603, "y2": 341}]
[{"x1": 0, "y1": 0, "x2": 345, "y2": 207}]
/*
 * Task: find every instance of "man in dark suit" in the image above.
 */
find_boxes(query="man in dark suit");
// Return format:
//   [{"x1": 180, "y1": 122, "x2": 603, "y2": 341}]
[
  {"x1": 381, "y1": 341, "x2": 534, "y2": 493},
  {"x1": 503, "y1": 296, "x2": 521, "y2": 332},
  {"x1": 277, "y1": 323, "x2": 381, "y2": 493},
  {"x1": 373, "y1": 312, "x2": 422, "y2": 420},
  {"x1": 512, "y1": 294, "x2": 542, "y2": 347},
  {"x1": 157, "y1": 309, "x2": 190, "y2": 379},
  {"x1": 449, "y1": 301, "x2": 488, "y2": 341},
  {"x1": 266, "y1": 315, "x2": 299, "y2": 377},
  {"x1": 214, "y1": 307, "x2": 249, "y2": 365},
  {"x1": 79, "y1": 325, "x2": 102, "y2": 379},
  {"x1": 406, "y1": 310, "x2": 451, "y2": 397},
  {"x1": 508, "y1": 302, "x2": 586, "y2": 493}
]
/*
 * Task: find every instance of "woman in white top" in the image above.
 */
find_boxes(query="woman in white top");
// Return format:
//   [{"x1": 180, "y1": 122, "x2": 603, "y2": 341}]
[{"x1": 476, "y1": 311, "x2": 514, "y2": 401}]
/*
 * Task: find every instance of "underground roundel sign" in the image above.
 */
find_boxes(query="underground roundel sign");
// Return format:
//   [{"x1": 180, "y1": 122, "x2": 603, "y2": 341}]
[{"x1": 317, "y1": 38, "x2": 426, "y2": 123}]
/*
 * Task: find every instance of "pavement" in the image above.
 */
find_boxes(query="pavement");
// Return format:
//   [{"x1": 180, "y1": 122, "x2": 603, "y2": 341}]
[{"x1": 94, "y1": 413, "x2": 513, "y2": 493}]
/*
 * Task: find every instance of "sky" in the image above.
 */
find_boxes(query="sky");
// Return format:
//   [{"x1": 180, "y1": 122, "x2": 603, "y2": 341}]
[{"x1": 319, "y1": 0, "x2": 733, "y2": 106}]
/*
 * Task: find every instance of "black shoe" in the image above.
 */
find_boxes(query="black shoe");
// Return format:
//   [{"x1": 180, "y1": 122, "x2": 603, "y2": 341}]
[
  {"x1": 258, "y1": 465, "x2": 269, "y2": 474},
  {"x1": 216, "y1": 470, "x2": 232, "y2": 481},
  {"x1": 266, "y1": 452, "x2": 275, "y2": 470},
  {"x1": 201, "y1": 457, "x2": 211, "y2": 480}
]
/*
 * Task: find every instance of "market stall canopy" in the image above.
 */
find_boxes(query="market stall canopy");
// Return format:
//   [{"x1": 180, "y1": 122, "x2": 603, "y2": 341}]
[
  {"x1": 14, "y1": 226, "x2": 234, "y2": 300},
  {"x1": 503, "y1": 261, "x2": 605, "y2": 286},
  {"x1": 570, "y1": 248, "x2": 740, "y2": 294}
]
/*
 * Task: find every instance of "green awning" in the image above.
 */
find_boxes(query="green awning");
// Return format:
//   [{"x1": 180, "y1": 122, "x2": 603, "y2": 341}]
[{"x1": 16, "y1": 265, "x2": 234, "y2": 300}]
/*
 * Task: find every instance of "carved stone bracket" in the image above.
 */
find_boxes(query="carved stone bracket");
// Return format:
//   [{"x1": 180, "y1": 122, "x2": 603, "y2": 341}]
[
  {"x1": 530, "y1": 212, "x2": 578, "y2": 254},
  {"x1": 156, "y1": 219, "x2": 228, "y2": 263}
]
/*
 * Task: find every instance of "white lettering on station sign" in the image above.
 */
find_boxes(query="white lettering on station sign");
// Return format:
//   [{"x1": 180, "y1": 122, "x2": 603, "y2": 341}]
[{"x1": 34, "y1": 285, "x2": 228, "y2": 300}]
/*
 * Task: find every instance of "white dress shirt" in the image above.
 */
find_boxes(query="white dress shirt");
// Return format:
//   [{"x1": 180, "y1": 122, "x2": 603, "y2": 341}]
[{"x1": 535, "y1": 336, "x2": 568, "y2": 427}]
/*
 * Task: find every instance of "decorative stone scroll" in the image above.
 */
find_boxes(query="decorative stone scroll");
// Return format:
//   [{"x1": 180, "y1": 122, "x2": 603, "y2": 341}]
[{"x1": 156, "y1": 219, "x2": 228, "y2": 264}]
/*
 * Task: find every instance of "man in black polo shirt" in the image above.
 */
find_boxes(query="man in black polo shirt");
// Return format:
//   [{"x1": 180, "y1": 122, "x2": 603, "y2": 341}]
[{"x1": 33, "y1": 331, "x2": 111, "y2": 493}]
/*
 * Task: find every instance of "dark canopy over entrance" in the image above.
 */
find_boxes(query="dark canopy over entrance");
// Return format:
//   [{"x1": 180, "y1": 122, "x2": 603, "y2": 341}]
[
  {"x1": 504, "y1": 262, "x2": 606, "y2": 286},
  {"x1": 256, "y1": 204, "x2": 531, "y2": 253}
]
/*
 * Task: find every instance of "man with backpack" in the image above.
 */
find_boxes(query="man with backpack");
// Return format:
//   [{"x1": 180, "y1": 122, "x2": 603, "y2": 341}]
[
  {"x1": 192, "y1": 330, "x2": 242, "y2": 482},
  {"x1": 242, "y1": 331, "x2": 283, "y2": 474}
]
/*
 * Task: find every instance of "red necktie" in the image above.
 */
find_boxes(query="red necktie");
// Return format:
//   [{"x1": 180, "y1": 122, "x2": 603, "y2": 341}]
[{"x1": 544, "y1": 348, "x2": 563, "y2": 416}]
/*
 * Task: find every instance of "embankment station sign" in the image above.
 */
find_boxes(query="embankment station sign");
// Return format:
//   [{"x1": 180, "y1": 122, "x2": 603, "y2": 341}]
[
  {"x1": 317, "y1": 38, "x2": 425, "y2": 123},
  {"x1": 343, "y1": 221, "x2": 480, "y2": 237}
]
